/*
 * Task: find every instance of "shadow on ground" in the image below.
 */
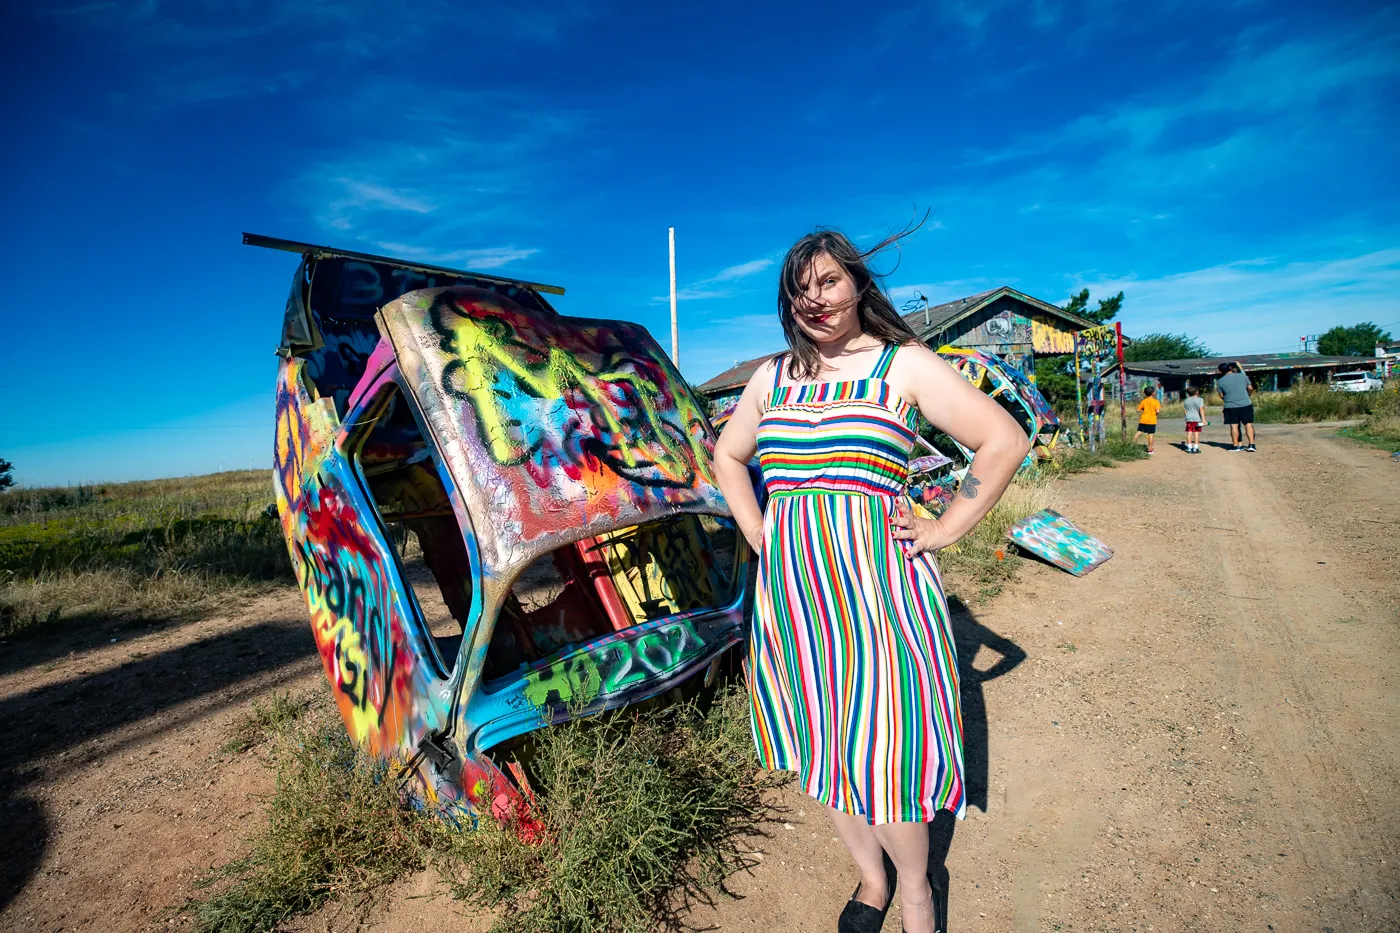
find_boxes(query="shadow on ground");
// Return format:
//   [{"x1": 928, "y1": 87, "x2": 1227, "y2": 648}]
[
  {"x1": 0, "y1": 588, "x2": 292, "y2": 680},
  {"x1": 0, "y1": 617, "x2": 316, "y2": 912},
  {"x1": 929, "y1": 595, "x2": 1027, "y2": 925}
]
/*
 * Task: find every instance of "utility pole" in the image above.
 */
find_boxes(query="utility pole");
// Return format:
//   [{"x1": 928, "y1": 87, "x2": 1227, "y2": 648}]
[
  {"x1": 1115, "y1": 322, "x2": 1128, "y2": 440},
  {"x1": 668, "y1": 227, "x2": 679, "y2": 366}
]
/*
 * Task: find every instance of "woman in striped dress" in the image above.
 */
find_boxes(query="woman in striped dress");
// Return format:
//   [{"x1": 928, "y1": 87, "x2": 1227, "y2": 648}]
[{"x1": 713, "y1": 230, "x2": 1030, "y2": 933}]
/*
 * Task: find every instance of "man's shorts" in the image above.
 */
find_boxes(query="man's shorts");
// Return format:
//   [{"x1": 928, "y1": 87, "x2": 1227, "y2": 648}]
[
  {"x1": 1223, "y1": 405, "x2": 1255, "y2": 425},
  {"x1": 1185, "y1": 421, "x2": 1203, "y2": 432},
  {"x1": 1137, "y1": 422, "x2": 1157, "y2": 435}
]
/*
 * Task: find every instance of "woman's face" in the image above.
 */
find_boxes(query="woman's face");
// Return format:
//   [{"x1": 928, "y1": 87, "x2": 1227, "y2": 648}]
[{"x1": 791, "y1": 252, "x2": 860, "y2": 344}]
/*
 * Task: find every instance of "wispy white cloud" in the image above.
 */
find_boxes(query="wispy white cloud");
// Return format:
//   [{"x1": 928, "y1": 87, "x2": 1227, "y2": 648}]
[
  {"x1": 1074, "y1": 248, "x2": 1400, "y2": 354},
  {"x1": 287, "y1": 86, "x2": 590, "y2": 255},
  {"x1": 653, "y1": 254, "x2": 776, "y2": 303},
  {"x1": 375, "y1": 242, "x2": 539, "y2": 269},
  {"x1": 712, "y1": 258, "x2": 774, "y2": 281},
  {"x1": 955, "y1": 10, "x2": 1400, "y2": 220}
]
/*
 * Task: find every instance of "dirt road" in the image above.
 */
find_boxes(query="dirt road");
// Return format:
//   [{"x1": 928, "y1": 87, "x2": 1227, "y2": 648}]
[{"x1": 3, "y1": 421, "x2": 1397, "y2": 932}]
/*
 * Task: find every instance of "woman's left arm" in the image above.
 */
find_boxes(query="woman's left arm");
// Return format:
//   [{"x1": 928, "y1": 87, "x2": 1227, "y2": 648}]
[{"x1": 888, "y1": 344, "x2": 1032, "y2": 557}]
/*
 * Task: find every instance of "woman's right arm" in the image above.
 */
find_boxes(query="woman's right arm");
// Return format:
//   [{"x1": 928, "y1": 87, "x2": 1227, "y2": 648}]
[{"x1": 712, "y1": 360, "x2": 774, "y2": 553}]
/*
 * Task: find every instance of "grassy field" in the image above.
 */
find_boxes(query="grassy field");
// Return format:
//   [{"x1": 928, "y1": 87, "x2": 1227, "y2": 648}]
[
  {"x1": 1338, "y1": 383, "x2": 1400, "y2": 448},
  {"x1": 0, "y1": 470, "x2": 290, "y2": 636}
]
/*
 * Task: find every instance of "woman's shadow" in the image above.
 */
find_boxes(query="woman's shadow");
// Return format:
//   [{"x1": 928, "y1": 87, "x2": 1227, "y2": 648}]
[{"x1": 928, "y1": 594, "x2": 1027, "y2": 923}]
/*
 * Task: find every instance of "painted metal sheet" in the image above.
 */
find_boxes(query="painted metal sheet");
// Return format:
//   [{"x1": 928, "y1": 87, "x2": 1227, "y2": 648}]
[
  {"x1": 379, "y1": 287, "x2": 725, "y2": 592},
  {"x1": 1007, "y1": 508, "x2": 1113, "y2": 576}
]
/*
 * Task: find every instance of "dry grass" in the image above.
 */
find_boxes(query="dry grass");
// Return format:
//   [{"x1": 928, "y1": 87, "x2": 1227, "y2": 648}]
[
  {"x1": 0, "y1": 470, "x2": 289, "y2": 635},
  {"x1": 939, "y1": 470, "x2": 1056, "y2": 602},
  {"x1": 0, "y1": 567, "x2": 274, "y2": 637}
]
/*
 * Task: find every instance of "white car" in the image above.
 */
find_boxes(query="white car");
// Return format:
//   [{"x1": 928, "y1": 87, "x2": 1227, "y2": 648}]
[{"x1": 1329, "y1": 371, "x2": 1383, "y2": 392}]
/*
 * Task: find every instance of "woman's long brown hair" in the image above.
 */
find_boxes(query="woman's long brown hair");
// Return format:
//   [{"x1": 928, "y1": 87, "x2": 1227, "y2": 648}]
[{"x1": 776, "y1": 219, "x2": 925, "y2": 381}]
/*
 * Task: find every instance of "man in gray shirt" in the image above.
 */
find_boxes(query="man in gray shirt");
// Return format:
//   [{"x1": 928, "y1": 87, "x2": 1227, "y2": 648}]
[{"x1": 1216, "y1": 362, "x2": 1256, "y2": 451}]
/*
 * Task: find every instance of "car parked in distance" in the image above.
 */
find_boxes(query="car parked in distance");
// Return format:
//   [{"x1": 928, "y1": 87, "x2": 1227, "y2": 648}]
[{"x1": 1330, "y1": 371, "x2": 1383, "y2": 392}]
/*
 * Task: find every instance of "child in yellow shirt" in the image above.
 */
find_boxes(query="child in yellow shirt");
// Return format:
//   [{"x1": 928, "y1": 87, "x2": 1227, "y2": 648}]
[{"x1": 1134, "y1": 384, "x2": 1162, "y2": 455}]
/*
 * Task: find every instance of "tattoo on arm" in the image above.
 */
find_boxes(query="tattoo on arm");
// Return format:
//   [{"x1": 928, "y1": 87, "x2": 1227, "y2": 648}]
[{"x1": 959, "y1": 474, "x2": 982, "y2": 500}]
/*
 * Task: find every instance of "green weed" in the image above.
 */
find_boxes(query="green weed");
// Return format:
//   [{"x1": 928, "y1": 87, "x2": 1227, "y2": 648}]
[
  {"x1": 438, "y1": 684, "x2": 771, "y2": 933},
  {"x1": 192, "y1": 716, "x2": 433, "y2": 933},
  {"x1": 189, "y1": 683, "x2": 772, "y2": 933},
  {"x1": 1252, "y1": 383, "x2": 1380, "y2": 423},
  {"x1": 1339, "y1": 383, "x2": 1400, "y2": 448},
  {"x1": 223, "y1": 690, "x2": 317, "y2": 753}
]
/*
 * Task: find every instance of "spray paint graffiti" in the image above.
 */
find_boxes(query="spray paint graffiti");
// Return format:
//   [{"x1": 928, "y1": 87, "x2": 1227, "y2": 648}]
[
  {"x1": 382, "y1": 287, "x2": 727, "y2": 583},
  {"x1": 259, "y1": 240, "x2": 750, "y2": 827},
  {"x1": 1075, "y1": 325, "x2": 1119, "y2": 449},
  {"x1": 1032, "y1": 316, "x2": 1076, "y2": 354},
  {"x1": 466, "y1": 612, "x2": 736, "y2": 751},
  {"x1": 938, "y1": 346, "x2": 1061, "y2": 457},
  {"x1": 1007, "y1": 508, "x2": 1113, "y2": 576}
]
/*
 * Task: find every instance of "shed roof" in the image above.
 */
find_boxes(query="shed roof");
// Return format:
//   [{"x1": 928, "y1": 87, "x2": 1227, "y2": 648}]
[
  {"x1": 1103, "y1": 353, "x2": 1379, "y2": 378},
  {"x1": 695, "y1": 351, "x2": 783, "y2": 395},
  {"x1": 900, "y1": 286, "x2": 1101, "y2": 339}
]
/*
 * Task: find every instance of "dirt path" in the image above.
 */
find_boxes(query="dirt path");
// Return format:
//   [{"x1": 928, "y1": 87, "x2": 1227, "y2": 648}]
[{"x1": 2, "y1": 421, "x2": 1397, "y2": 932}]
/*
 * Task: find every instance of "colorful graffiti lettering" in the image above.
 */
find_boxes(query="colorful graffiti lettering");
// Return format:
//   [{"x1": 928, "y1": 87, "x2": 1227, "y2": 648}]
[
  {"x1": 1007, "y1": 508, "x2": 1113, "y2": 576},
  {"x1": 260, "y1": 239, "x2": 756, "y2": 831},
  {"x1": 1032, "y1": 316, "x2": 1076, "y2": 354},
  {"x1": 522, "y1": 617, "x2": 707, "y2": 713},
  {"x1": 430, "y1": 290, "x2": 709, "y2": 486},
  {"x1": 589, "y1": 517, "x2": 722, "y2": 623},
  {"x1": 378, "y1": 287, "x2": 726, "y2": 579}
]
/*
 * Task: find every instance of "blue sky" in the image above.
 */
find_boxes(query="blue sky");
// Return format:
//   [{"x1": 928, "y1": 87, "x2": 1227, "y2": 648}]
[{"x1": 2, "y1": 0, "x2": 1397, "y2": 486}]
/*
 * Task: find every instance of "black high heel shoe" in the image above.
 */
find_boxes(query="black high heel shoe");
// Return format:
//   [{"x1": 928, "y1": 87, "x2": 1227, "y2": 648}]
[{"x1": 837, "y1": 851, "x2": 897, "y2": 933}]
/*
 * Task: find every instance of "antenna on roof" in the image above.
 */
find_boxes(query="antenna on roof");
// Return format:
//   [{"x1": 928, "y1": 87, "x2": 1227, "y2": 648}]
[{"x1": 900, "y1": 292, "x2": 931, "y2": 329}]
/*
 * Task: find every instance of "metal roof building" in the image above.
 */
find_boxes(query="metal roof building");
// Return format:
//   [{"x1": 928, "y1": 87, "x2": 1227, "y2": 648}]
[{"x1": 1102, "y1": 353, "x2": 1381, "y2": 396}]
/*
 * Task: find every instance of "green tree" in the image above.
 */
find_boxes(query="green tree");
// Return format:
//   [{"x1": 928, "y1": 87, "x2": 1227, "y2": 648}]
[
  {"x1": 1033, "y1": 355, "x2": 1078, "y2": 407},
  {"x1": 1062, "y1": 288, "x2": 1124, "y2": 325},
  {"x1": 1122, "y1": 332, "x2": 1213, "y2": 362},
  {"x1": 1317, "y1": 322, "x2": 1392, "y2": 356},
  {"x1": 1063, "y1": 288, "x2": 1089, "y2": 317},
  {"x1": 0, "y1": 458, "x2": 12, "y2": 491}
]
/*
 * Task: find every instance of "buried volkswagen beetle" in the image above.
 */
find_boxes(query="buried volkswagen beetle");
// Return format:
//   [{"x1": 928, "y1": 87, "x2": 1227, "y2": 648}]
[{"x1": 255, "y1": 234, "x2": 748, "y2": 824}]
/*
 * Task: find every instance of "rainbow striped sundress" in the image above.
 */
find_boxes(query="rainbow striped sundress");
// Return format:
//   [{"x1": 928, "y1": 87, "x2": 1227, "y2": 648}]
[{"x1": 748, "y1": 343, "x2": 965, "y2": 824}]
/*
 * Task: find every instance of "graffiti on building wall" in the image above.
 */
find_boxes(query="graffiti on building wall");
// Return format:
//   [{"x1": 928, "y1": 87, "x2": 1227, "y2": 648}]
[
  {"x1": 967, "y1": 309, "x2": 1033, "y2": 348},
  {"x1": 1007, "y1": 508, "x2": 1113, "y2": 576},
  {"x1": 1032, "y1": 316, "x2": 1076, "y2": 354}
]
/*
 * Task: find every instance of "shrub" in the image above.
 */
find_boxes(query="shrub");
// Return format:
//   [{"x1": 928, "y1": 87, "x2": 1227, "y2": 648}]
[
  {"x1": 1252, "y1": 384, "x2": 1379, "y2": 423},
  {"x1": 1344, "y1": 383, "x2": 1400, "y2": 447},
  {"x1": 190, "y1": 683, "x2": 772, "y2": 933}
]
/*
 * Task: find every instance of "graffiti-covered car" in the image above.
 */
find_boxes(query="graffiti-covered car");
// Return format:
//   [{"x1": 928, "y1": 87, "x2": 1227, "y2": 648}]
[
  {"x1": 252, "y1": 233, "x2": 749, "y2": 824},
  {"x1": 936, "y1": 345, "x2": 1060, "y2": 459}
]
